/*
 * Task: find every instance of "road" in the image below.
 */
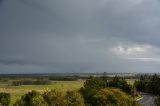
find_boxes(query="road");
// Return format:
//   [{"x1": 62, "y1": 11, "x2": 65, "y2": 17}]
[{"x1": 138, "y1": 93, "x2": 156, "y2": 106}]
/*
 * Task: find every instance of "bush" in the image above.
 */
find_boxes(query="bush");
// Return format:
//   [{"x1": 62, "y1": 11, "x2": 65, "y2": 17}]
[
  {"x1": 43, "y1": 90, "x2": 85, "y2": 106},
  {"x1": 0, "y1": 92, "x2": 10, "y2": 106},
  {"x1": 14, "y1": 90, "x2": 85, "y2": 106},
  {"x1": 14, "y1": 90, "x2": 48, "y2": 106},
  {"x1": 65, "y1": 91, "x2": 85, "y2": 106},
  {"x1": 43, "y1": 90, "x2": 65, "y2": 106},
  {"x1": 92, "y1": 88, "x2": 138, "y2": 106}
]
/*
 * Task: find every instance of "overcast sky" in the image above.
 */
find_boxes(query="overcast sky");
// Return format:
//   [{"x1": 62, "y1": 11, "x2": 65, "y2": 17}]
[{"x1": 0, "y1": 0, "x2": 160, "y2": 73}]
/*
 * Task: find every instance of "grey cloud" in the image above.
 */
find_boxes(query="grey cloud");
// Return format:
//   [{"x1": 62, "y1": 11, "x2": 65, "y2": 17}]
[
  {"x1": 0, "y1": 0, "x2": 160, "y2": 73},
  {"x1": 0, "y1": 0, "x2": 2, "y2": 4},
  {"x1": 0, "y1": 56, "x2": 39, "y2": 65},
  {"x1": 0, "y1": 56, "x2": 26, "y2": 65},
  {"x1": 17, "y1": 0, "x2": 57, "y2": 18}
]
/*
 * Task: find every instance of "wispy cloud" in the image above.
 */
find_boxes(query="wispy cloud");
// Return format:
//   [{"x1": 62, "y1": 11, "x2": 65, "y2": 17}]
[
  {"x1": 109, "y1": 43, "x2": 160, "y2": 62},
  {"x1": 110, "y1": 43, "x2": 150, "y2": 55},
  {"x1": 127, "y1": 57, "x2": 160, "y2": 62}
]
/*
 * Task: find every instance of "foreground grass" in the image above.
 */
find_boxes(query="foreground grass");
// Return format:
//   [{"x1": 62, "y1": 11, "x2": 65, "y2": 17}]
[{"x1": 0, "y1": 80, "x2": 84, "y2": 106}]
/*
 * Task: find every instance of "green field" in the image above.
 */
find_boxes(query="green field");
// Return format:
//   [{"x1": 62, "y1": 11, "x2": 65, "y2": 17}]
[{"x1": 0, "y1": 80, "x2": 84, "y2": 106}]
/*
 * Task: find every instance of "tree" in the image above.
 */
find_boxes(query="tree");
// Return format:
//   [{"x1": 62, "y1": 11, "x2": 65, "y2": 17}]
[
  {"x1": 0, "y1": 92, "x2": 10, "y2": 106},
  {"x1": 147, "y1": 74, "x2": 160, "y2": 94},
  {"x1": 80, "y1": 77, "x2": 105, "y2": 105},
  {"x1": 109, "y1": 76, "x2": 132, "y2": 94}
]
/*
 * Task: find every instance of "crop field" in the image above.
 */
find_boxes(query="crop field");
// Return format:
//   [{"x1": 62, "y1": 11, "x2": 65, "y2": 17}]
[{"x1": 0, "y1": 80, "x2": 84, "y2": 106}]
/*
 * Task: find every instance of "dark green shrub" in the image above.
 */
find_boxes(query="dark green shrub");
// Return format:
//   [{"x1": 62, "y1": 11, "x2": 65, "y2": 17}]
[{"x1": 0, "y1": 92, "x2": 10, "y2": 106}]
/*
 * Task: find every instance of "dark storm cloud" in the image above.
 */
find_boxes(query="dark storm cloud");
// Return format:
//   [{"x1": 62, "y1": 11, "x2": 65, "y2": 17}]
[
  {"x1": 0, "y1": 0, "x2": 2, "y2": 4},
  {"x1": 0, "y1": 0, "x2": 160, "y2": 73},
  {"x1": 0, "y1": 56, "x2": 30, "y2": 65},
  {"x1": 17, "y1": 0, "x2": 55, "y2": 17}
]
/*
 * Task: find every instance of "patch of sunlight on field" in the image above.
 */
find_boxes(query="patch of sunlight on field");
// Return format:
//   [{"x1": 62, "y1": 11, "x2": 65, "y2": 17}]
[
  {"x1": 126, "y1": 79, "x2": 136, "y2": 85},
  {"x1": 0, "y1": 80, "x2": 85, "y2": 106}
]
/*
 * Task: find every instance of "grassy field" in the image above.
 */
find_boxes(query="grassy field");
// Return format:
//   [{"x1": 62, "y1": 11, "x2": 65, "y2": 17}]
[{"x1": 0, "y1": 80, "x2": 84, "y2": 106}]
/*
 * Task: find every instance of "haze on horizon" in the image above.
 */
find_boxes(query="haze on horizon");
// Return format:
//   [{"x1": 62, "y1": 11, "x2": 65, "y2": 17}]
[{"x1": 0, "y1": 0, "x2": 160, "y2": 73}]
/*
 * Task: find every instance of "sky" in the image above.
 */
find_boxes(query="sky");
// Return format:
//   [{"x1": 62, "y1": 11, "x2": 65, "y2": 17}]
[{"x1": 0, "y1": 0, "x2": 160, "y2": 73}]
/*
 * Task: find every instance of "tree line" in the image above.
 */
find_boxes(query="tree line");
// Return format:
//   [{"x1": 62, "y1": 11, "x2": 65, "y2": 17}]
[
  {"x1": 12, "y1": 79, "x2": 51, "y2": 86},
  {"x1": 134, "y1": 74, "x2": 160, "y2": 105}
]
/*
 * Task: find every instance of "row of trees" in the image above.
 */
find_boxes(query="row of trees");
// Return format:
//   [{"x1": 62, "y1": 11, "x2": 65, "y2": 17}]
[
  {"x1": 134, "y1": 74, "x2": 160, "y2": 106},
  {"x1": 12, "y1": 79, "x2": 51, "y2": 86},
  {"x1": 49, "y1": 76, "x2": 79, "y2": 81},
  {"x1": 134, "y1": 74, "x2": 160, "y2": 95}
]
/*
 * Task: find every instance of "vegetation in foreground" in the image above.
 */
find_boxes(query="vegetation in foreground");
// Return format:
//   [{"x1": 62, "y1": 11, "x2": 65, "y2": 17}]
[
  {"x1": 0, "y1": 92, "x2": 10, "y2": 106},
  {"x1": 0, "y1": 74, "x2": 143, "y2": 106},
  {"x1": 0, "y1": 80, "x2": 84, "y2": 106},
  {"x1": 13, "y1": 90, "x2": 84, "y2": 106},
  {"x1": 0, "y1": 76, "x2": 140, "y2": 106},
  {"x1": 80, "y1": 76, "x2": 140, "y2": 106}
]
